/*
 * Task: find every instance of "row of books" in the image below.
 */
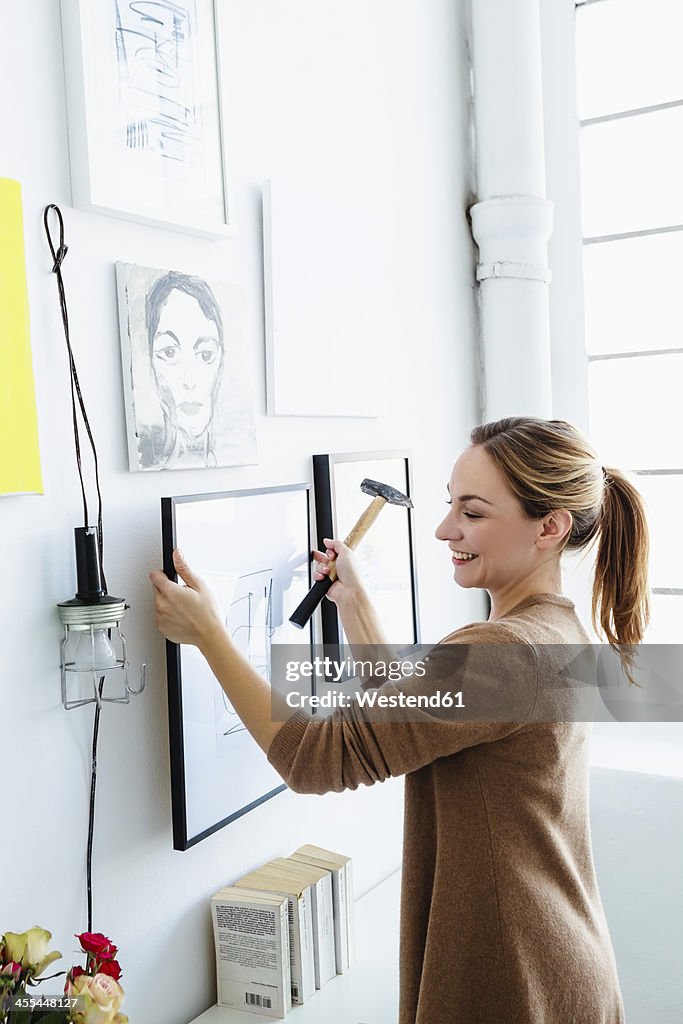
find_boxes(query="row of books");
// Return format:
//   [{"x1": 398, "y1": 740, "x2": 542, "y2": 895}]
[{"x1": 210, "y1": 844, "x2": 354, "y2": 1019}]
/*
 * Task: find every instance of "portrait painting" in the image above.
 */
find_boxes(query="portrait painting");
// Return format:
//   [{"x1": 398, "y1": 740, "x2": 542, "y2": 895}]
[{"x1": 116, "y1": 262, "x2": 257, "y2": 472}]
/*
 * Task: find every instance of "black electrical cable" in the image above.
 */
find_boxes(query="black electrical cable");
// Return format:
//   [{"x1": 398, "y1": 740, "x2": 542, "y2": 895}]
[
  {"x1": 86, "y1": 687, "x2": 104, "y2": 933},
  {"x1": 44, "y1": 204, "x2": 107, "y2": 933},
  {"x1": 43, "y1": 205, "x2": 107, "y2": 591}
]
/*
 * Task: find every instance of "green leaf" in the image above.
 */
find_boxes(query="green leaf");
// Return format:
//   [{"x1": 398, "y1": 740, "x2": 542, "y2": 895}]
[{"x1": 7, "y1": 1008, "x2": 32, "y2": 1024}]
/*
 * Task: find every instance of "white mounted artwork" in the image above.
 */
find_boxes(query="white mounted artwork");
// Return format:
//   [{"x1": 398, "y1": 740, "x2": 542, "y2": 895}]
[
  {"x1": 116, "y1": 262, "x2": 257, "y2": 471},
  {"x1": 60, "y1": 0, "x2": 230, "y2": 237},
  {"x1": 263, "y1": 179, "x2": 387, "y2": 417}
]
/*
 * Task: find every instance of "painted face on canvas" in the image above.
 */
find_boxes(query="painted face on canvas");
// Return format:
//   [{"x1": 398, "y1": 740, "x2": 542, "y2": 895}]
[
  {"x1": 434, "y1": 444, "x2": 543, "y2": 592},
  {"x1": 152, "y1": 289, "x2": 223, "y2": 439}
]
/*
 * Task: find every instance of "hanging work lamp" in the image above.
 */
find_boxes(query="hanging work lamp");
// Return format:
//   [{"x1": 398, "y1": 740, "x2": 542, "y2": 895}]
[{"x1": 57, "y1": 527, "x2": 145, "y2": 710}]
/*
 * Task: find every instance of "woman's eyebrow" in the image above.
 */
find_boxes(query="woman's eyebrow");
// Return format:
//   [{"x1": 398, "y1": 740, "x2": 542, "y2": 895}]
[
  {"x1": 446, "y1": 484, "x2": 493, "y2": 506},
  {"x1": 458, "y1": 493, "x2": 493, "y2": 505},
  {"x1": 194, "y1": 335, "x2": 220, "y2": 349},
  {"x1": 154, "y1": 330, "x2": 180, "y2": 344}
]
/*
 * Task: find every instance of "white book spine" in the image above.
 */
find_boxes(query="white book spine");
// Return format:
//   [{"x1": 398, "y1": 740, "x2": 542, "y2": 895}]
[
  {"x1": 316, "y1": 873, "x2": 336, "y2": 986},
  {"x1": 294, "y1": 888, "x2": 316, "y2": 1004},
  {"x1": 285, "y1": 895, "x2": 304, "y2": 1005},
  {"x1": 306, "y1": 873, "x2": 336, "y2": 988},
  {"x1": 345, "y1": 861, "x2": 355, "y2": 967},
  {"x1": 334, "y1": 866, "x2": 350, "y2": 972},
  {"x1": 280, "y1": 900, "x2": 292, "y2": 1015}
]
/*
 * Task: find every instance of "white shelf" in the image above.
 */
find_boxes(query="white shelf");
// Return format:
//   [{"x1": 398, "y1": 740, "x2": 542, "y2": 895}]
[{"x1": 187, "y1": 869, "x2": 401, "y2": 1024}]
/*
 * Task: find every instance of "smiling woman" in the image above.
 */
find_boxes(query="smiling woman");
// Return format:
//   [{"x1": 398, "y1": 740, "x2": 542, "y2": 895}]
[{"x1": 150, "y1": 416, "x2": 651, "y2": 1024}]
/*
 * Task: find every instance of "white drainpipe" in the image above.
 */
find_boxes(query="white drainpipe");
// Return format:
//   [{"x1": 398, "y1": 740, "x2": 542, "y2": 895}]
[{"x1": 469, "y1": 0, "x2": 554, "y2": 422}]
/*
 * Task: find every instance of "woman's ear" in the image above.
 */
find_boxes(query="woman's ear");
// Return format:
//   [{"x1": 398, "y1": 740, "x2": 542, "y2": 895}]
[{"x1": 537, "y1": 509, "x2": 573, "y2": 551}]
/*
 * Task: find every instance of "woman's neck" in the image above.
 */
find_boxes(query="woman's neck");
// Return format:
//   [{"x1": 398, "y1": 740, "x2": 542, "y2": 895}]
[{"x1": 488, "y1": 564, "x2": 563, "y2": 621}]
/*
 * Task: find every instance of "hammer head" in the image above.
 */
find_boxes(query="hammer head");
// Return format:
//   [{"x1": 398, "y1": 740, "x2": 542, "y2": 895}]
[{"x1": 361, "y1": 477, "x2": 413, "y2": 508}]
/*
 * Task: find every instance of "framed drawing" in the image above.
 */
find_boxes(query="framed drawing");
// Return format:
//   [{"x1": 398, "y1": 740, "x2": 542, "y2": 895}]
[
  {"x1": 116, "y1": 262, "x2": 256, "y2": 471},
  {"x1": 162, "y1": 484, "x2": 314, "y2": 850},
  {"x1": 60, "y1": 0, "x2": 230, "y2": 238},
  {"x1": 313, "y1": 451, "x2": 420, "y2": 650}
]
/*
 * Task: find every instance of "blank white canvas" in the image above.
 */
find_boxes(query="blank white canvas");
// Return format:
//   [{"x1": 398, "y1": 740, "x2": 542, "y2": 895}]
[{"x1": 263, "y1": 179, "x2": 386, "y2": 417}]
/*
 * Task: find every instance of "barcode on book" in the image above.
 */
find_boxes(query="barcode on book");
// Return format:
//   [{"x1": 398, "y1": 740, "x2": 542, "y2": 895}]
[
  {"x1": 291, "y1": 983, "x2": 299, "y2": 998},
  {"x1": 245, "y1": 992, "x2": 272, "y2": 1008}
]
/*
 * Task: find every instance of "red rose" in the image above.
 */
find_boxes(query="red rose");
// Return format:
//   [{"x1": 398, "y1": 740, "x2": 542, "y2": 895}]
[
  {"x1": 97, "y1": 959, "x2": 122, "y2": 981},
  {"x1": 64, "y1": 965, "x2": 85, "y2": 994},
  {"x1": 75, "y1": 933, "x2": 118, "y2": 961}
]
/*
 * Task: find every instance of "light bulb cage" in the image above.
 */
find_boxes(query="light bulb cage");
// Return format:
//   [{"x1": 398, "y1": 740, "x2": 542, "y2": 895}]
[{"x1": 57, "y1": 598, "x2": 146, "y2": 710}]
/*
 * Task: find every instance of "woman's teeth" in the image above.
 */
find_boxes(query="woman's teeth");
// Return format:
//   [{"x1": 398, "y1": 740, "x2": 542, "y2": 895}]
[{"x1": 453, "y1": 552, "x2": 478, "y2": 560}]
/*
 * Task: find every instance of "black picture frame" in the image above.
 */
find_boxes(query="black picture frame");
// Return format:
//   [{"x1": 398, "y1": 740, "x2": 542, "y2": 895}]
[
  {"x1": 161, "y1": 483, "x2": 313, "y2": 850},
  {"x1": 312, "y1": 450, "x2": 420, "y2": 651}
]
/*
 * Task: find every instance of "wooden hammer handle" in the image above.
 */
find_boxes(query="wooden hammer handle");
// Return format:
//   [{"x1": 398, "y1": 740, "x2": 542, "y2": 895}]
[
  {"x1": 327, "y1": 495, "x2": 387, "y2": 582},
  {"x1": 289, "y1": 495, "x2": 389, "y2": 629}
]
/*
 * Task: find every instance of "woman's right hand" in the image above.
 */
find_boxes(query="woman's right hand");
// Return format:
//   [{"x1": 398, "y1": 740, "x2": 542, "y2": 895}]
[{"x1": 312, "y1": 538, "x2": 364, "y2": 606}]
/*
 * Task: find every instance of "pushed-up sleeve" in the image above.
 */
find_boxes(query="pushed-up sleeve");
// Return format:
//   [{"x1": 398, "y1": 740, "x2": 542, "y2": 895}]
[{"x1": 266, "y1": 622, "x2": 538, "y2": 795}]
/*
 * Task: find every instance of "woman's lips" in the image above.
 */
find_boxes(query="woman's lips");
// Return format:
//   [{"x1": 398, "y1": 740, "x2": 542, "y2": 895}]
[
  {"x1": 452, "y1": 555, "x2": 479, "y2": 565},
  {"x1": 178, "y1": 402, "x2": 202, "y2": 415}
]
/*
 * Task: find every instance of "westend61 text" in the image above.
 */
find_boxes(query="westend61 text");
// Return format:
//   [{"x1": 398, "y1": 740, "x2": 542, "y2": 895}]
[{"x1": 286, "y1": 690, "x2": 465, "y2": 709}]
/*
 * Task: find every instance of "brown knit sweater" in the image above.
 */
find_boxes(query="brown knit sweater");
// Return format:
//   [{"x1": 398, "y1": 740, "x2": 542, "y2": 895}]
[{"x1": 267, "y1": 594, "x2": 625, "y2": 1024}]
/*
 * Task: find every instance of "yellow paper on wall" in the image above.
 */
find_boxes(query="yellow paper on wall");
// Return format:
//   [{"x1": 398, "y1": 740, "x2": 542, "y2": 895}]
[{"x1": 0, "y1": 178, "x2": 43, "y2": 495}]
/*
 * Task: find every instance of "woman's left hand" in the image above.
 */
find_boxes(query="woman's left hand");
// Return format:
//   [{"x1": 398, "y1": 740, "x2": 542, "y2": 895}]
[{"x1": 149, "y1": 549, "x2": 223, "y2": 647}]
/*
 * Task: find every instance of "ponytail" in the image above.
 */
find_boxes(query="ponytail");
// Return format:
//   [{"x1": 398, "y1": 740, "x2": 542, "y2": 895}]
[{"x1": 592, "y1": 467, "x2": 650, "y2": 686}]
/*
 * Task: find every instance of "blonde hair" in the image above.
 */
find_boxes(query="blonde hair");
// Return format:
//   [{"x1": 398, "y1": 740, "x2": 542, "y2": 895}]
[{"x1": 470, "y1": 417, "x2": 650, "y2": 685}]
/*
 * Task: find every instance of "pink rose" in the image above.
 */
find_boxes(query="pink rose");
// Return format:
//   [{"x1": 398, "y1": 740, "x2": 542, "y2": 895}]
[{"x1": 66, "y1": 972, "x2": 126, "y2": 1024}]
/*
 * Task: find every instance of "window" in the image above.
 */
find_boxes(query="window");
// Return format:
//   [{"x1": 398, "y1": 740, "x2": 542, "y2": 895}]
[{"x1": 576, "y1": 0, "x2": 683, "y2": 645}]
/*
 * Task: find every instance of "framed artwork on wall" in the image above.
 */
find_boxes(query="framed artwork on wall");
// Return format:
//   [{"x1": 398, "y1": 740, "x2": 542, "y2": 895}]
[
  {"x1": 60, "y1": 0, "x2": 230, "y2": 237},
  {"x1": 162, "y1": 484, "x2": 314, "y2": 850},
  {"x1": 313, "y1": 451, "x2": 420, "y2": 651},
  {"x1": 262, "y1": 179, "x2": 387, "y2": 416},
  {"x1": 116, "y1": 262, "x2": 256, "y2": 472},
  {"x1": 0, "y1": 179, "x2": 42, "y2": 497}
]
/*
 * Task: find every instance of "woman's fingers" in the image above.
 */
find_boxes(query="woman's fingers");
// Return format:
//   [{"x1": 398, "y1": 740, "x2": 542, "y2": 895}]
[
  {"x1": 311, "y1": 547, "x2": 331, "y2": 564},
  {"x1": 311, "y1": 550, "x2": 331, "y2": 580}
]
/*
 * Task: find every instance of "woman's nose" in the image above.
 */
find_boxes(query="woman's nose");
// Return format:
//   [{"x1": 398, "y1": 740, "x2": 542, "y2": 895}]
[{"x1": 435, "y1": 514, "x2": 463, "y2": 542}]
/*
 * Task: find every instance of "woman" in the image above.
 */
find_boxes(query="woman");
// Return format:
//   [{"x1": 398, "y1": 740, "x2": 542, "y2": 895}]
[{"x1": 150, "y1": 417, "x2": 650, "y2": 1023}]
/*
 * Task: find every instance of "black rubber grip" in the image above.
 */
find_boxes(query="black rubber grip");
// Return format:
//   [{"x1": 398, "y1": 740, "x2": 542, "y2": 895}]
[{"x1": 289, "y1": 575, "x2": 335, "y2": 629}]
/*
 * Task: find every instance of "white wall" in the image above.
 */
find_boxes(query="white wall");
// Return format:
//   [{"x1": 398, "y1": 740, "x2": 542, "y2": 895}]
[
  {"x1": 591, "y1": 768, "x2": 683, "y2": 1024},
  {"x1": 0, "y1": 2, "x2": 481, "y2": 1022}
]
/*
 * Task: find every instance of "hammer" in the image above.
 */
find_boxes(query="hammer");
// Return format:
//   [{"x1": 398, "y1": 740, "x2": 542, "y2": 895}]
[{"x1": 289, "y1": 477, "x2": 413, "y2": 629}]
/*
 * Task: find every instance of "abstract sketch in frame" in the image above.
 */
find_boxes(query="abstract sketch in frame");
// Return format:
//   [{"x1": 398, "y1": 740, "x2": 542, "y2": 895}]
[
  {"x1": 116, "y1": 261, "x2": 256, "y2": 471},
  {"x1": 162, "y1": 484, "x2": 314, "y2": 850},
  {"x1": 60, "y1": 0, "x2": 231, "y2": 237},
  {"x1": 313, "y1": 450, "x2": 420, "y2": 652}
]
